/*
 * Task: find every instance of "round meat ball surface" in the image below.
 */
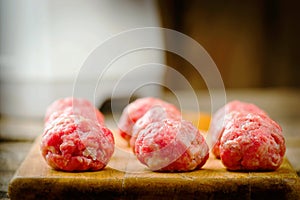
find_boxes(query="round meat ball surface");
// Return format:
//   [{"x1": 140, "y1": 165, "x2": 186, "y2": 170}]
[
  {"x1": 118, "y1": 97, "x2": 181, "y2": 144},
  {"x1": 130, "y1": 106, "x2": 181, "y2": 151},
  {"x1": 45, "y1": 97, "x2": 105, "y2": 125},
  {"x1": 209, "y1": 100, "x2": 269, "y2": 158},
  {"x1": 40, "y1": 114, "x2": 114, "y2": 171},
  {"x1": 135, "y1": 119, "x2": 209, "y2": 172},
  {"x1": 220, "y1": 113, "x2": 285, "y2": 171}
]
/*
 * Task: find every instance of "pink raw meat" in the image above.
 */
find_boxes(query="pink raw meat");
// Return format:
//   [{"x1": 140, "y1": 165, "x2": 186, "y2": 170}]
[
  {"x1": 118, "y1": 97, "x2": 181, "y2": 145},
  {"x1": 209, "y1": 100, "x2": 269, "y2": 158},
  {"x1": 130, "y1": 106, "x2": 181, "y2": 151},
  {"x1": 220, "y1": 113, "x2": 285, "y2": 171},
  {"x1": 40, "y1": 114, "x2": 114, "y2": 171},
  {"x1": 45, "y1": 97, "x2": 105, "y2": 125},
  {"x1": 135, "y1": 119, "x2": 209, "y2": 172}
]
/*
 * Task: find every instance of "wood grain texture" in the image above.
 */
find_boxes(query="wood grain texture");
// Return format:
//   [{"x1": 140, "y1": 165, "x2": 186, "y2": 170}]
[{"x1": 9, "y1": 132, "x2": 300, "y2": 200}]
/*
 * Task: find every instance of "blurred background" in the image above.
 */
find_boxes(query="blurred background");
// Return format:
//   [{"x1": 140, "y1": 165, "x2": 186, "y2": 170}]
[
  {"x1": 0, "y1": 0, "x2": 300, "y2": 118},
  {"x1": 159, "y1": 0, "x2": 300, "y2": 90},
  {"x1": 0, "y1": 0, "x2": 165, "y2": 118}
]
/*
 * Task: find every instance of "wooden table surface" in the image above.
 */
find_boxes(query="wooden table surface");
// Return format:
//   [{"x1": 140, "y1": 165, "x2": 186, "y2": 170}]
[{"x1": 1, "y1": 88, "x2": 300, "y2": 199}]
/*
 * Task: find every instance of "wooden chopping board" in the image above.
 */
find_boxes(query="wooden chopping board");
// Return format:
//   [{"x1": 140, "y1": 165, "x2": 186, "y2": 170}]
[{"x1": 8, "y1": 117, "x2": 300, "y2": 200}]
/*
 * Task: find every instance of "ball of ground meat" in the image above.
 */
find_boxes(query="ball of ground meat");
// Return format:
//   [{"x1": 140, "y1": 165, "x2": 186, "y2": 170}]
[
  {"x1": 118, "y1": 97, "x2": 181, "y2": 144},
  {"x1": 45, "y1": 107, "x2": 76, "y2": 126},
  {"x1": 40, "y1": 114, "x2": 114, "y2": 171},
  {"x1": 45, "y1": 97, "x2": 105, "y2": 125},
  {"x1": 135, "y1": 119, "x2": 209, "y2": 172},
  {"x1": 220, "y1": 113, "x2": 285, "y2": 171},
  {"x1": 209, "y1": 100, "x2": 269, "y2": 158},
  {"x1": 130, "y1": 106, "x2": 181, "y2": 151}
]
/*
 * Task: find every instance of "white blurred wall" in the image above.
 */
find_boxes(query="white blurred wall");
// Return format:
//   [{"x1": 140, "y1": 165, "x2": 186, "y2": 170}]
[{"x1": 0, "y1": 0, "x2": 165, "y2": 118}]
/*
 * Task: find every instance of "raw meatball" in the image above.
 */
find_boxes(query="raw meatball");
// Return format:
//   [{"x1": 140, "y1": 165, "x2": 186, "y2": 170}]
[
  {"x1": 130, "y1": 106, "x2": 181, "y2": 151},
  {"x1": 135, "y1": 119, "x2": 209, "y2": 172},
  {"x1": 209, "y1": 100, "x2": 269, "y2": 158},
  {"x1": 118, "y1": 97, "x2": 181, "y2": 144},
  {"x1": 45, "y1": 97, "x2": 105, "y2": 125},
  {"x1": 45, "y1": 107, "x2": 77, "y2": 126},
  {"x1": 220, "y1": 113, "x2": 285, "y2": 171},
  {"x1": 40, "y1": 114, "x2": 114, "y2": 171}
]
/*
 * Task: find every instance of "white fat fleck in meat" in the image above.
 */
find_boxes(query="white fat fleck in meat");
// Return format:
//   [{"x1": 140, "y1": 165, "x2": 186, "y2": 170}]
[
  {"x1": 83, "y1": 147, "x2": 97, "y2": 160},
  {"x1": 146, "y1": 152, "x2": 171, "y2": 170}
]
